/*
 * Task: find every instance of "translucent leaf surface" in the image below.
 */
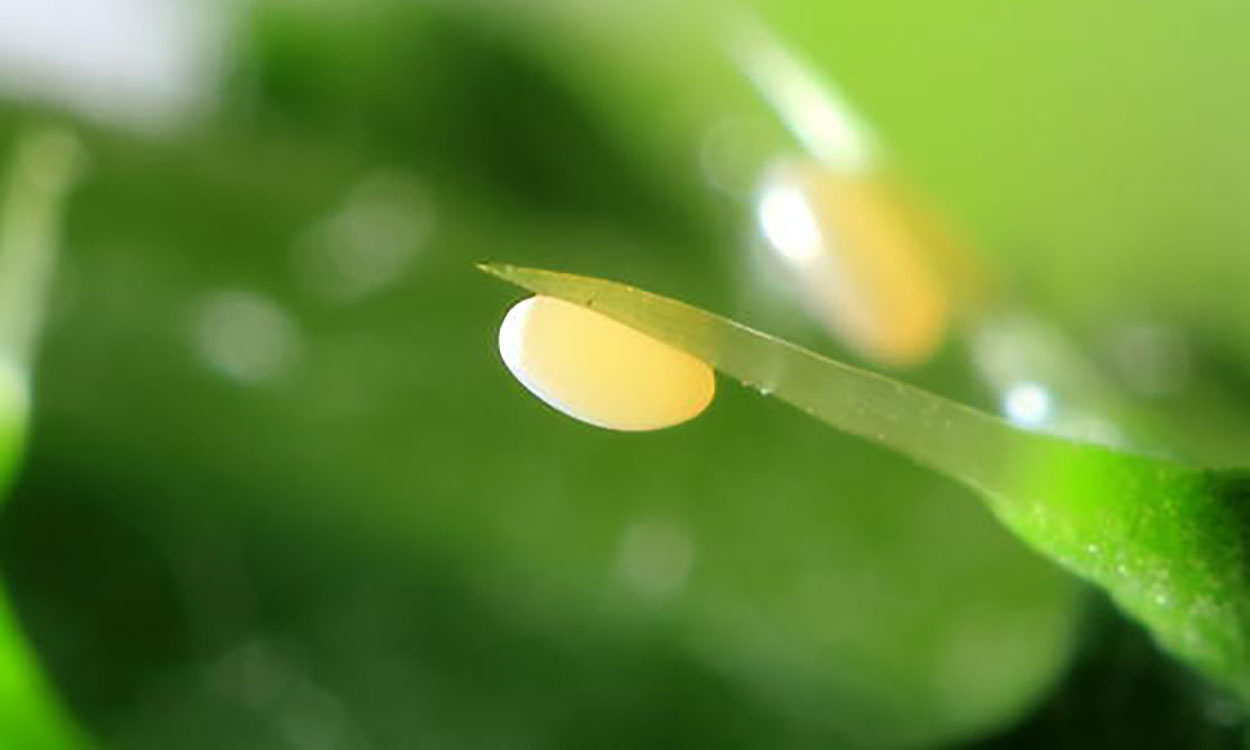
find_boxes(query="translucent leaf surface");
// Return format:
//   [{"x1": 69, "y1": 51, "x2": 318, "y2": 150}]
[{"x1": 482, "y1": 263, "x2": 1250, "y2": 699}]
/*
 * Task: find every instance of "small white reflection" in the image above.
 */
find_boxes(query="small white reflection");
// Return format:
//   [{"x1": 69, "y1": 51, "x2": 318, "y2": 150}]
[
  {"x1": 193, "y1": 289, "x2": 301, "y2": 385},
  {"x1": 292, "y1": 170, "x2": 432, "y2": 303},
  {"x1": 757, "y1": 181, "x2": 823, "y2": 265},
  {"x1": 971, "y1": 315, "x2": 1134, "y2": 448},
  {"x1": 1002, "y1": 382, "x2": 1052, "y2": 428},
  {"x1": 617, "y1": 517, "x2": 695, "y2": 599},
  {"x1": 734, "y1": 22, "x2": 878, "y2": 174}
]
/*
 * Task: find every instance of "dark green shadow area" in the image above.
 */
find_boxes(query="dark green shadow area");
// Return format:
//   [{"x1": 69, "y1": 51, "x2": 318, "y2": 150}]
[
  {"x1": 3, "y1": 467, "x2": 860, "y2": 750},
  {"x1": 976, "y1": 597, "x2": 1247, "y2": 750}
]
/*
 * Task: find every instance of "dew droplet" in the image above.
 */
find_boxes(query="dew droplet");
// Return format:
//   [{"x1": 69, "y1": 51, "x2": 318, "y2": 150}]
[{"x1": 1002, "y1": 382, "x2": 1053, "y2": 428}]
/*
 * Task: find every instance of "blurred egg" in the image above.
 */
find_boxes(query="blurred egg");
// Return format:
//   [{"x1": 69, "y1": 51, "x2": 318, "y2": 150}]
[
  {"x1": 498, "y1": 296, "x2": 714, "y2": 431},
  {"x1": 757, "y1": 159, "x2": 952, "y2": 367}
]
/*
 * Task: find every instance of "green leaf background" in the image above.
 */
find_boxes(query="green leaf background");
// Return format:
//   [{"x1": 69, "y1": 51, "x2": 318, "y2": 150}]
[{"x1": 2, "y1": 0, "x2": 1250, "y2": 747}]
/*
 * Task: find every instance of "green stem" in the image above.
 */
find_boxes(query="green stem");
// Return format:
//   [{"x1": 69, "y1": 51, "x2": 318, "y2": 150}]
[
  {"x1": 480, "y1": 262, "x2": 1082, "y2": 501},
  {"x1": 0, "y1": 129, "x2": 81, "y2": 374},
  {"x1": 480, "y1": 263, "x2": 1250, "y2": 699},
  {"x1": 0, "y1": 129, "x2": 90, "y2": 749},
  {"x1": 0, "y1": 129, "x2": 81, "y2": 492}
]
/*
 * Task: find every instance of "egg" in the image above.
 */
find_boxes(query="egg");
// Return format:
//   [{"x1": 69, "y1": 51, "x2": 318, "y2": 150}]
[
  {"x1": 498, "y1": 296, "x2": 714, "y2": 431},
  {"x1": 757, "y1": 159, "x2": 952, "y2": 367}
]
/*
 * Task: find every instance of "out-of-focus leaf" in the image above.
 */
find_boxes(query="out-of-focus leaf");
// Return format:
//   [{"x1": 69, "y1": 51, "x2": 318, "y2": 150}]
[{"x1": 0, "y1": 128, "x2": 90, "y2": 749}]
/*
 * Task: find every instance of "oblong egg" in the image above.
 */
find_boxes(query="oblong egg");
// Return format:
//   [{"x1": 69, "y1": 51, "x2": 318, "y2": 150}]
[
  {"x1": 498, "y1": 295, "x2": 715, "y2": 431},
  {"x1": 757, "y1": 158, "x2": 952, "y2": 367}
]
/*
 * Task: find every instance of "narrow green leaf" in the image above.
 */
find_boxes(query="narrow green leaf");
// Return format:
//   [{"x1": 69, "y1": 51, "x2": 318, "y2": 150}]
[
  {"x1": 0, "y1": 129, "x2": 90, "y2": 749},
  {"x1": 0, "y1": 129, "x2": 81, "y2": 494},
  {"x1": 481, "y1": 262, "x2": 1250, "y2": 698}
]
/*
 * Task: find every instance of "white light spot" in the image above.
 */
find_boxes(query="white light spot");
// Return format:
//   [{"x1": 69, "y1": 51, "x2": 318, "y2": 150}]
[
  {"x1": 1002, "y1": 382, "x2": 1052, "y2": 428},
  {"x1": 617, "y1": 518, "x2": 695, "y2": 599},
  {"x1": 193, "y1": 290, "x2": 301, "y2": 385},
  {"x1": 293, "y1": 171, "x2": 432, "y2": 303},
  {"x1": 0, "y1": 0, "x2": 223, "y2": 129},
  {"x1": 757, "y1": 182, "x2": 823, "y2": 265}
]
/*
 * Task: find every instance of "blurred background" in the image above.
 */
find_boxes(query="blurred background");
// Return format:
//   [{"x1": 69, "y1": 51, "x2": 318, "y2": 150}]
[{"x1": 3, "y1": 0, "x2": 1250, "y2": 747}]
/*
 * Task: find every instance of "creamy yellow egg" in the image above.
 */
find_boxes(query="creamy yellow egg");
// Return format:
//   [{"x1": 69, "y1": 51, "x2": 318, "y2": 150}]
[
  {"x1": 757, "y1": 159, "x2": 952, "y2": 367},
  {"x1": 498, "y1": 296, "x2": 715, "y2": 431}
]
